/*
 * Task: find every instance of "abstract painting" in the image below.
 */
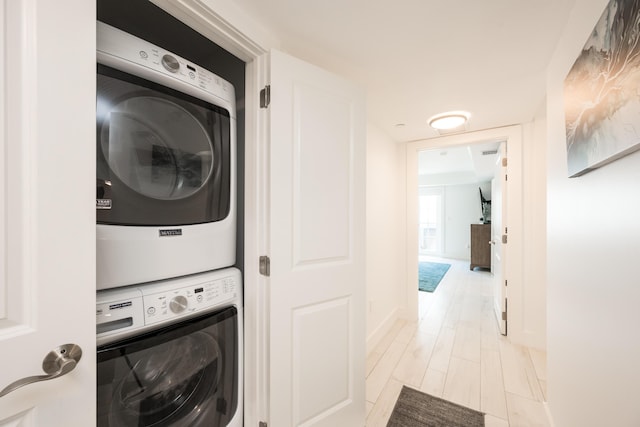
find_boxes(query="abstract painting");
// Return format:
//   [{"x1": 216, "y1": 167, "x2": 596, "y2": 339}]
[{"x1": 564, "y1": 0, "x2": 640, "y2": 177}]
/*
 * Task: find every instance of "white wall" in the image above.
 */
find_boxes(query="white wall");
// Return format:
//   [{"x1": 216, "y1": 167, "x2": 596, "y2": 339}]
[
  {"x1": 521, "y1": 109, "x2": 548, "y2": 350},
  {"x1": 419, "y1": 183, "x2": 485, "y2": 260},
  {"x1": 366, "y1": 124, "x2": 406, "y2": 351},
  {"x1": 445, "y1": 183, "x2": 488, "y2": 260},
  {"x1": 546, "y1": 0, "x2": 640, "y2": 425}
]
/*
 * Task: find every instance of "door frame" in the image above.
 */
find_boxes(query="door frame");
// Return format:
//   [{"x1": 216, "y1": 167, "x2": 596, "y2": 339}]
[
  {"x1": 491, "y1": 142, "x2": 508, "y2": 335},
  {"x1": 405, "y1": 125, "x2": 523, "y2": 333},
  {"x1": 149, "y1": 1, "x2": 274, "y2": 425}
]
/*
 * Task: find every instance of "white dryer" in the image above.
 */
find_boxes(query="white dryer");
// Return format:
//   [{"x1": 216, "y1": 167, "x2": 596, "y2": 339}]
[{"x1": 96, "y1": 22, "x2": 237, "y2": 289}]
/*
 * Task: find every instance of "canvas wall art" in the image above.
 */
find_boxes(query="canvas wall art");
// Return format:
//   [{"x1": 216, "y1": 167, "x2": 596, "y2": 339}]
[{"x1": 563, "y1": 0, "x2": 640, "y2": 177}]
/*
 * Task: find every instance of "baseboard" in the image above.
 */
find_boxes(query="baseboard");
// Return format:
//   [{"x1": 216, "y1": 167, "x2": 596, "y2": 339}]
[
  {"x1": 366, "y1": 307, "x2": 401, "y2": 355},
  {"x1": 509, "y1": 329, "x2": 547, "y2": 351},
  {"x1": 396, "y1": 305, "x2": 412, "y2": 322}
]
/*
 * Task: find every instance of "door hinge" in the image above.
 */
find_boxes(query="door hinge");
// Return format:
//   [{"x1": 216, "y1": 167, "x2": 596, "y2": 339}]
[
  {"x1": 502, "y1": 310, "x2": 507, "y2": 321},
  {"x1": 502, "y1": 298, "x2": 508, "y2": 320},
  {"x1": 502, "y1": 157, "x2": 508, "y2": 167},
  {"x1": 259, "y1": 422, "x2": 268, "y2": 427},
  {"x1": 260, "y1": 85, "x2": 271, "y2": 108},
  {"x1": 505, "y1": 279, "x2": 508, "y2": 287},
  {"x1": 502, "y1": 234, "x2": 508, "y2": 244},
  {"x1": 259, "y1": 256, "x2": 271, "y2": 277}
]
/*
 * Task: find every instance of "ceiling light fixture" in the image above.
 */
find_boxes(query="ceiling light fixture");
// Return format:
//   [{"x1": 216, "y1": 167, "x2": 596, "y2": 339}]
[{"x1": 428, "y1": 111, "x2": 470, "y2": 130}]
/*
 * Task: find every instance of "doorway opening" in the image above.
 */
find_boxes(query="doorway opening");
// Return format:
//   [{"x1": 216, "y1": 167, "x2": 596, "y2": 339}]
[
  {"x1": 415, "y1": 142, "x2": 501, "y2": 318},
  {"x1": 406, "y1": 126, "x2": 523, "y2": 339}
]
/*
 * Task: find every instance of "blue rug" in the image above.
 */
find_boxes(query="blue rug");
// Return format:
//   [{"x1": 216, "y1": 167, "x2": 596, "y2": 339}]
[{"x1": 418, "y1": 262, "x2": 451, "y2": 292}]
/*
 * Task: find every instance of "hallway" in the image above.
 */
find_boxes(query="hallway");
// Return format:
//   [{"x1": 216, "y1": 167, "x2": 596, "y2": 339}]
[{"x1": 365, "y1": 258, "x2": 549, "y2": 426}]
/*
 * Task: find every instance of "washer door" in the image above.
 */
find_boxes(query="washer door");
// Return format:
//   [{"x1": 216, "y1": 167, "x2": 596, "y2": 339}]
[
  {"x1": 96, "y1": 64, "x2": 232, "y2": 226},
  {"x1": 97, "y1": 307, "x2": 239, "y2": 427},
  {"x1": 112, "y1": 332, "x2": 221, "y2": 426}
]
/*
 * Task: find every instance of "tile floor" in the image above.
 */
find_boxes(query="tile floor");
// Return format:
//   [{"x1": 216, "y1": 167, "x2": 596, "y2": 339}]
[{"x1": 365, "y1": 257, "x2": 549, "y2": 426}]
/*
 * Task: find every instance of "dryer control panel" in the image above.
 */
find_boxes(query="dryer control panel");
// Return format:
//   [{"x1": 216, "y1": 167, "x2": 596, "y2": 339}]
[
  {"x1": 96, "y1": 21, "x2": 235, "y2": 111},
  {"x1": 97, "y1": 267, "x2": 241, "y2": 346}
]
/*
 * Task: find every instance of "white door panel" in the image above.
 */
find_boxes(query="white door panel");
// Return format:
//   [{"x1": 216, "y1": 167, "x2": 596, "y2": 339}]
[
  {"x1": 292, "y1": 83, "x2": 352, "y2": 264},
  {"x1": 268, "y1": 49, "x2": 366, "y2": 427},
  {"x1": 0, "y1": 1, "x2": 95, "y2": 424}
]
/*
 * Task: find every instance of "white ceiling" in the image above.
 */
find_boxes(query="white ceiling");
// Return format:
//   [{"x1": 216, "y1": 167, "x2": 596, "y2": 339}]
[
  {"x1": 232, "y1": 0, "x2": 577, "y2": 142},
  {"x1": 418, "y1": 140, "x2": 502, "y2": 184}
]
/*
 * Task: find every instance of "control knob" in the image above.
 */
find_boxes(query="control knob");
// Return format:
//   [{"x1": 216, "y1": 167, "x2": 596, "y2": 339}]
[
  {"x1": 161, "y1": 54, "x2": 180, "y2": 73},
  {"x1": 169, "y1": 295, "x2": 188, "y2": 314}
]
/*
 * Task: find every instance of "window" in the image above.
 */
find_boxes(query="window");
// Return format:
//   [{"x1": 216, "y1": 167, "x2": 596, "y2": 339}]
[{"x1": 419, "y1": 187, "x2": 444, "y2": 255}]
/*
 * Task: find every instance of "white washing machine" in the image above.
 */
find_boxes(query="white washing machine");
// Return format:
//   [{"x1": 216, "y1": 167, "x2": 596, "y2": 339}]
[
  {"x1": 96, "y1": 267, "x2": 243, "y2": 427},
  {"x1": 96, "y1": 21, "x2": 237, "y2": 289}
]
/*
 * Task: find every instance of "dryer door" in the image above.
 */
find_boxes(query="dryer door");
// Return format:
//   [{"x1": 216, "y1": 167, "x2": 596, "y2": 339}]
[
  {"x1": 97, "y1": 64, "x2": 232, "y2": 226},
  {"x1": 97, "y1": 307, "x2": 239, "y2": 426}
]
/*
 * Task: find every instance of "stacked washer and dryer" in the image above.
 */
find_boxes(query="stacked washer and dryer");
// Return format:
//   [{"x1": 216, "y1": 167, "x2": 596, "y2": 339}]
[{"x1": 95, "y1": 22, "x2": 242, "y2": 427}]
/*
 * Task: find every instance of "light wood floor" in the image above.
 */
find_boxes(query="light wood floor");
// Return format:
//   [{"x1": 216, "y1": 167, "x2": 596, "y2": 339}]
[{"x1": 365, "y1": 257, "x2": 549, "y2": 427}]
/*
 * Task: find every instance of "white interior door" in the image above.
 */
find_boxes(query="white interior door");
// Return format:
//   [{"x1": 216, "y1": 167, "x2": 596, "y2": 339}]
[
  {"x1": 0, "y1": 1, "x2": 95, "y2": 424},
  {"x1": 266, "y1": 49, "x2": 366, "y2": 427},
  {"x1": 491, "y1": 142, "x2": 507, "y2": 335}
]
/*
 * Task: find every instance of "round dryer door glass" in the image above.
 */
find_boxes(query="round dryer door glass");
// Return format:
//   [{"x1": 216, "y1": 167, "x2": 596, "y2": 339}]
[{"x1": 100, "y1": 96, "x2": 214, "y2": 200}]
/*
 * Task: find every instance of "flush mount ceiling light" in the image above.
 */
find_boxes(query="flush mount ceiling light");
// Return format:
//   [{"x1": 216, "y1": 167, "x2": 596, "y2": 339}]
[{"x1": 428, "y1": 111, "x2": 470, "y2": 130}]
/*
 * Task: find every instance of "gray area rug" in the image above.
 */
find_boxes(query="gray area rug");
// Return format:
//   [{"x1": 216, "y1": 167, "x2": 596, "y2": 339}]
[{"x1": 387, "y1": 386, "x2": 484, "y2": 427}]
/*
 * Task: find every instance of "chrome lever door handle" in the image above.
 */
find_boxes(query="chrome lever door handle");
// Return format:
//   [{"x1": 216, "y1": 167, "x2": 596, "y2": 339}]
[{"x1": 0, "y1": 344, "x2": 82, "y2": 398}]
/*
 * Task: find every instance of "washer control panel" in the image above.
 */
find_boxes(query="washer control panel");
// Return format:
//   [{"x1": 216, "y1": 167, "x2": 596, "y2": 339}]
[
  {"x1": 97, "y1": 267, "x2": 241, "y2": 345},
  {"x1": 142, "y1": 273, "x2": 239, "y2": 325}
]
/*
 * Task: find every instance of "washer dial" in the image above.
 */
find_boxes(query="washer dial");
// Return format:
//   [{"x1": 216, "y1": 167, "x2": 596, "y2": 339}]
[{"x1": 169, "y1": 295, "x2": 188, "y2": 314}]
